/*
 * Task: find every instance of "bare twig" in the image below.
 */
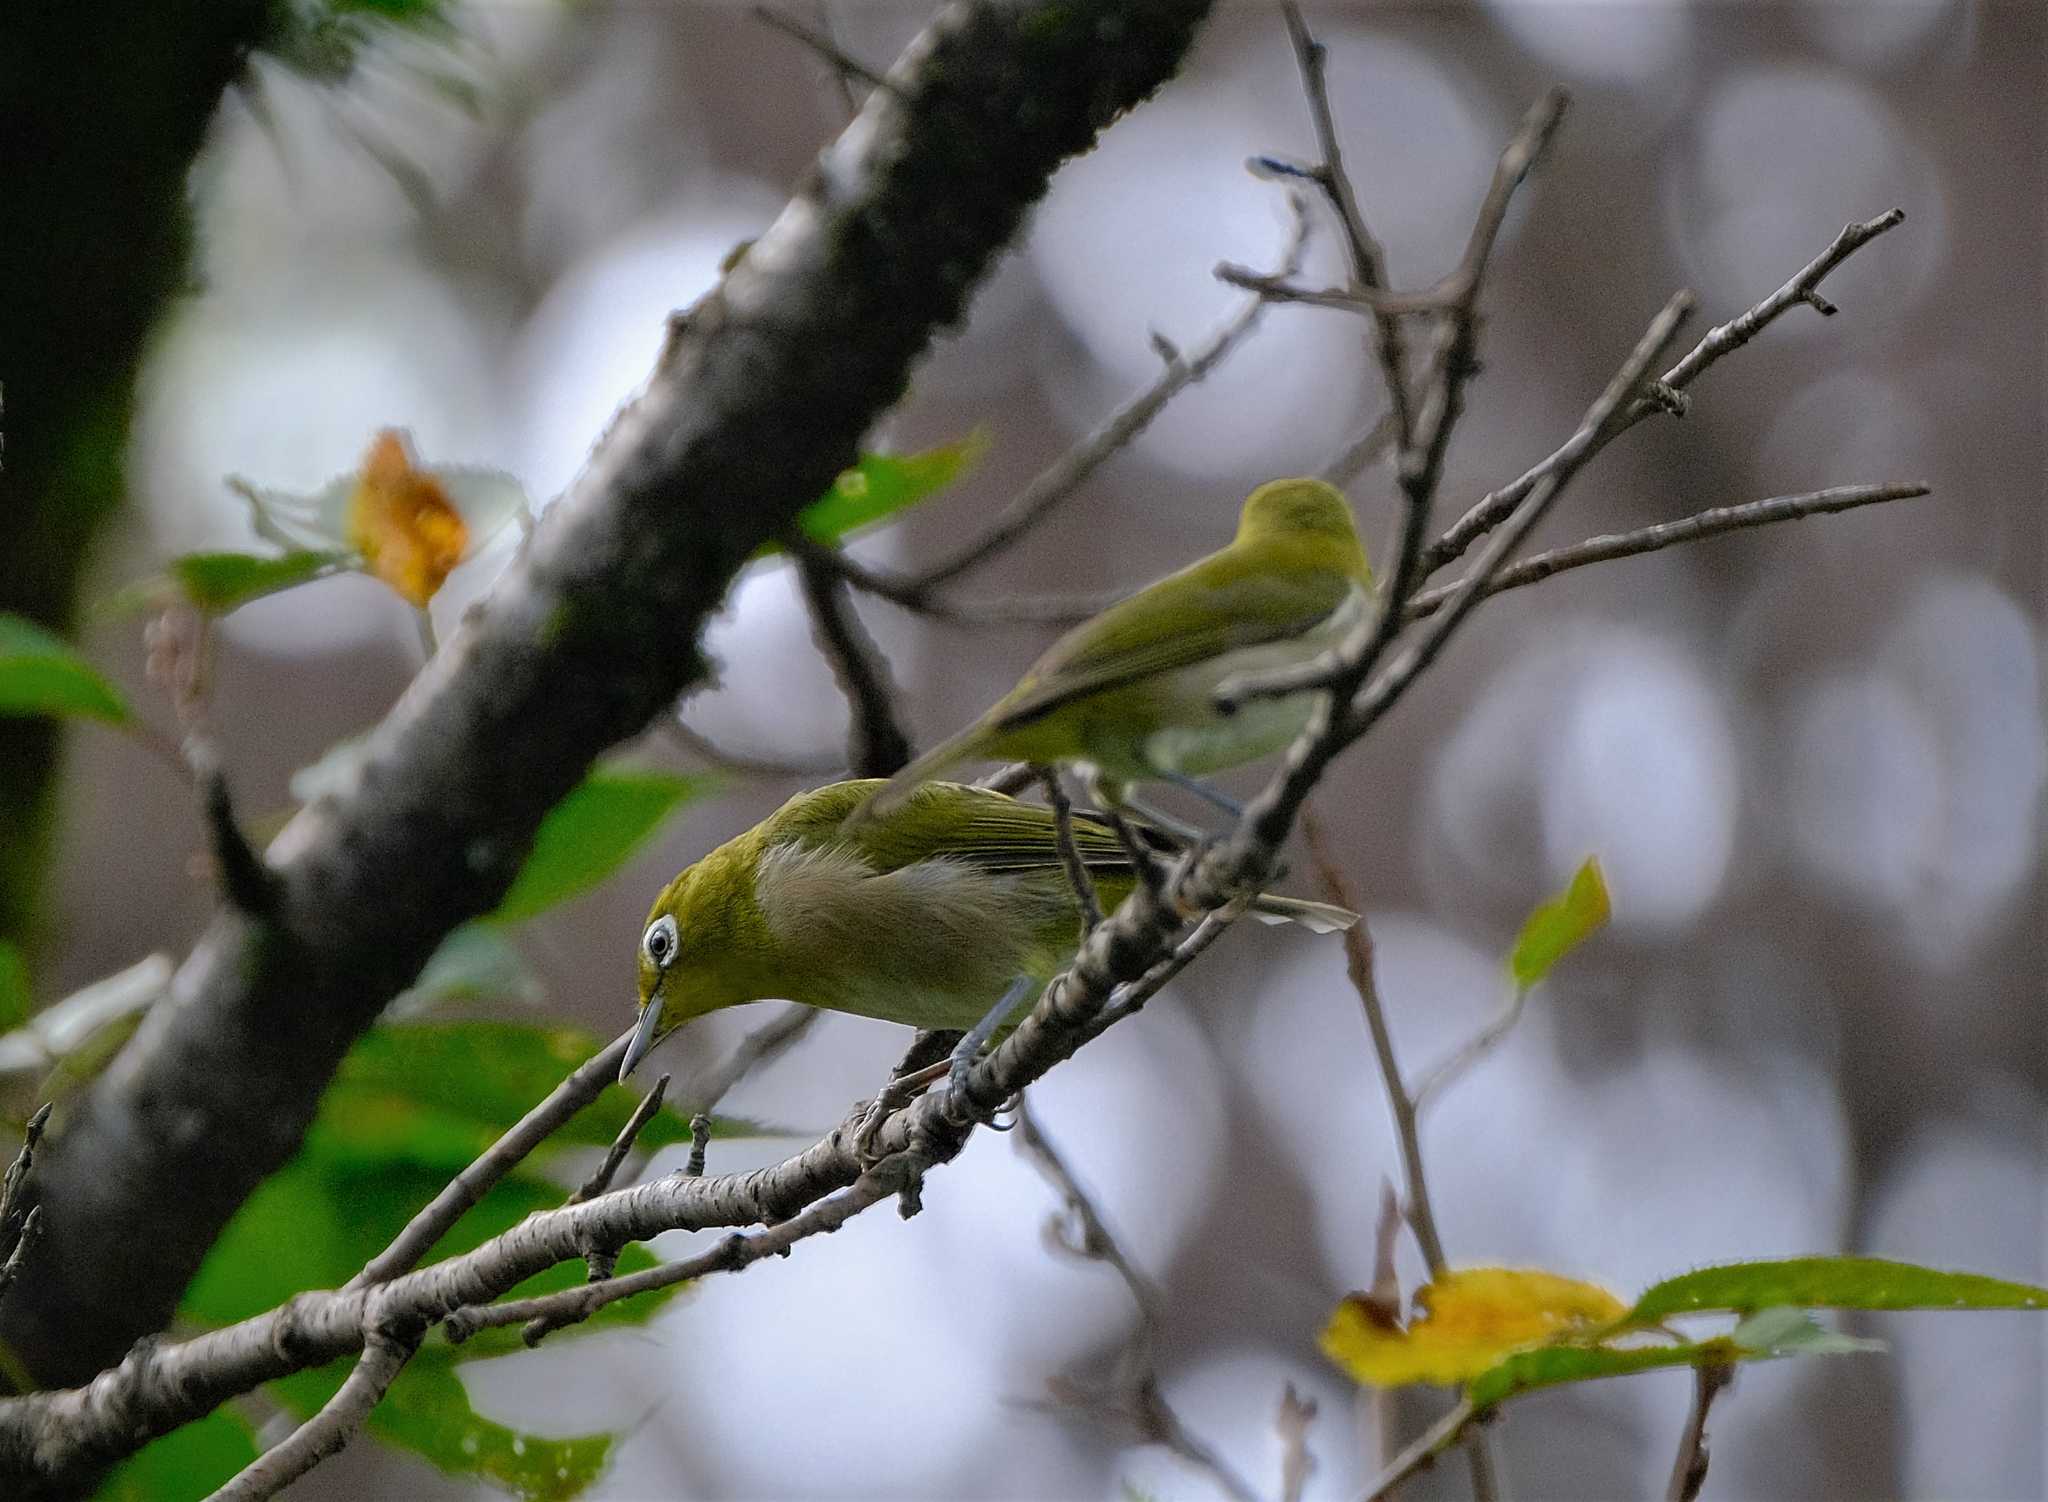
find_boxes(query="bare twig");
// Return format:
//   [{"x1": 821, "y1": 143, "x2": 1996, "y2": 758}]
[
  {"x1": 1666, "y1": 1361, "x2": 1736, "y2": 1502},
  {"x1": 843, "y1": 193, "x2": 1311, "y2": 606},
  {"x1": 349, "y1": 1033, "x2": 631, "y2": 1290},
  {"x1": 1302, "y1": 817, "x2": 1444, "y2": 1272},
  {"x1": 145, "y1": 609, "x2": 277, "y2": 916},
  {"x1": 1339, "y1": 292, "x2": 1694, "y2": 744},
  {"x1": 1217, "y1": 84, "x2": 1569, "y2": 849},
  {"x1": 682, "y1": 1002, "x2": 821, "y2": 1118},
  {"x1": 1425, "y1": 209, "x2": 1907, "y2": 573},
  {"x1": 450, "y1": 1150, "x2": 932, "y2": 1348},
  {"x1": 1017, "y1": 1098, "x2": 1263, "y2": 1502},
  {"x1": 1277, "y1": 1384, "x2": 1318, "y2": 1502},
  {"x1": 1042, "y1": 772, "x2": 1105, "y2": 935},
  {"x1": 0, "y1": 1108, "x2": 50, "y2": 1315},
  {"x1": 527, "y1": 1073, "x2": 671, "y2": 1341},
  {"x1": 791, "y1": 540, "x2": 914, "y2": 777},
  {"x1": 206, "y1": 1322, "x2": 422, "y2": 1502},
  {"x1": 1276, "y1": 2, "x2": 1412, "y2": 445},
  {"x1": 0, "y1": 1209, "x2": 41, "y2": 1313},
  {"x1": 1409, "y1": 989, "x2": 1526, "y2": 1116},
  {"x1": 572, "y1": 1075, "x2": 670, "y2": 1208},
  {"x1": 658, "y1": 717, "x2": 841, "y2": 780},
  {"x1": 751, "y1": 5, "x2": 893, "y2": 94},
  {"x1": 1403, "y1": 481, "x2": 1931, "y2": 623},
  {"x1": 686, "y1": 1113, "x2": 713, "y2": 1179},
  {"x1": 1359, "y1": 1397, "x2": 1477, "y2": 1502}
]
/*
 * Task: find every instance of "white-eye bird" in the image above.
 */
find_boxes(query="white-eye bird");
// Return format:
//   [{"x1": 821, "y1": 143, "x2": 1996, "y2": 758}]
[
  {"x1": 619, "y1": 778, "x2": 1355, "y2": 1084},
  {"x1": 858, "y1": 477, "x2": 1371, "y2": 822}
]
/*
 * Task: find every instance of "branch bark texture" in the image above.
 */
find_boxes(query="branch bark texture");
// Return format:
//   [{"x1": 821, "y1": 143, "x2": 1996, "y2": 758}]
[{"x1": 0, "y1": 0, "x2": 1215, "y2": 1396}]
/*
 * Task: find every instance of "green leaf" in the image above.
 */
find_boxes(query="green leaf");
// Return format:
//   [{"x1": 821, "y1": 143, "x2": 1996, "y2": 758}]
[
  {"x1": 1467, "y1": 1339, "x2": 1734, "y2": 1411},
  {"x1": 273, "y1": 1348, "x2": 613, "y2": 1501},
  {"x1": 1632, "y1": 1256, "x2": 2048, "y2": 1321},
  {"x1": 0, "y1": 940, "x2": 27, "y2": 1031},
  {"x1": 1729, "y1": 1307, "x2": 1885, "y2": 1357},
  {"x1": 170, "y1": 550, "x2": 345, "y2": 612},
  {"x1": 1466, "y1": 1313, "x2": 1877, "y2": 1413},
  {"x1": 388, "y1": 924, "x2": 543, "y2": 1018},
  {"x1": 92, "y1": 1410, "x2": 261, "y2": 1502},
  {"x1": 1508, "y1": 857, "x2": 1610, "y2": 990},
  {"x1": 0, "y1": 613, "x2": 130, "y2": 725},
  {"x1": 756, "y1": 433, "x2": 987, "y2": 557},
  {"x1": 489, "y1": 770, "x2": 716, "y2": 925}
]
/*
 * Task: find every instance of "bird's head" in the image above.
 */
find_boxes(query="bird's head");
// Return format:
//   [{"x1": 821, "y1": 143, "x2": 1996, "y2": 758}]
[
  {"x1": 1236, "y1": 478, "x2": 1370, "y2": 578},
  {"x1": 620, "y1": 844, "x2": 769, "y2": 1081}
]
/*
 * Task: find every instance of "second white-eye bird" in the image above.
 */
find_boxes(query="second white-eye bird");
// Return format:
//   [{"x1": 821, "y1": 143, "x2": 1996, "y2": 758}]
[
  {"x1": 858, "y1": 476, "x2": 1371, "y2": 821},
  {"x1": 619, "y1": 778, "x2": 1355, "y2": 1083}
]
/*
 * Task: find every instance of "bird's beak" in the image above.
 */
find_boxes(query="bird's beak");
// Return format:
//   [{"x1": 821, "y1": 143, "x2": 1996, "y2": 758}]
[{"x1": 620, "y1": 1000, "x2": 666, "y2": 1083}]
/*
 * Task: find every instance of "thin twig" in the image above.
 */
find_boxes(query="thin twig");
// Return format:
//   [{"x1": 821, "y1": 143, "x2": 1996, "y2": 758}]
[
  {"x1": 443, "y1": 1150, "x2": 931, "y2": 1347},
  {"x1": 1302, "y1": 816, "x2": 1444, "y2": 1272},
  {"x1": 806, "y1": 0, "x2": 862, "y2": 119},
  {"x1": 349, "y1": 1032, "x2": 631, "y2": 1289},
  {"x1": 1358, "y1": 1397, "x2": 1477, "y2": 1502},
  {"x1": 1665, "y1": 1360, "x2": 1736, "y2": 1502},
  {"x1": 658, "y1": 717, "x2": 842, "y2": 780},
  {"x1": 1366, "y1": 87, "x2": 1570, "y2": 750},
  {"x1": 1017, "y1": 1098, "x2": 1263, "y2": 1502},
  {"x1": 572, "y1": 1075, "x2": 670, "y2": 1208},
  {"x1": 791, "y1": 540, "x2": 914, "y2": 777},
  {"x1": 0, "y1": 1105, "x2": 50, "y2": 1315},
  {"x1": 206, "y1": 1322, "x2": 422, "y2": 1502},
  {"x1": 1409, "y1": 991, "x2": 1525, "y2": 1116},
  {"x1": 1277, "y1": 1384, "x2": 1318, "y2": 1502},
  {"x1": 145, "y1": 608, "x2": 276, "y2": 914},
  {"x1": 1425, "y1": 209, "x2": 1906, "y2": 573},
  {"x1": 1340, "y1": 291, "x2": 1695, "y2": 743},
  {"x1": 1403, "y1": 481, "x2": 1932, "y2": 622},
  {"x1": 843, "y1": 194, "x2": 1311, "y2": 605},
  {"x1": 1079, "y1": 896, "x2": 1250, "y2": 1044},
  {"x1": 1277, "y1": 2, "x2": 1412, "y2": 446},
  {"x1": 0, "y1": 1208, "x2": 42, "y2": 1312},
  {"x1": 524, "y1": 1073, "x2": 672, "y2": 1340},
  {"x1": 1042, "y1": 771, "x2": 1105, "y2": 935},
  {"x1": 751, "y1": 5, "x2": 893, "y2": 94},
  {"x1": 682, "y1": 1003, "x2": 821, "y2": 1118}
]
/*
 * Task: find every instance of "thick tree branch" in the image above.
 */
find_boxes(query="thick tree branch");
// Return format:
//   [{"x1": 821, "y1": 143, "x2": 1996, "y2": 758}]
[{"x1": 0, "y1": 0, "x2": 1218, "y2": 1396}]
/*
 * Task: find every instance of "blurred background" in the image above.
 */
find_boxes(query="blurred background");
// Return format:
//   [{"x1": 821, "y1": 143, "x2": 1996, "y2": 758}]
[{"x1": 33, "y1": 1, "x2": 2044, "y2": 1497}]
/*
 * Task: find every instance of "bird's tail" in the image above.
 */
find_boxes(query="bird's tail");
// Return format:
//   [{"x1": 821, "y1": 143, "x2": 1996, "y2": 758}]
[
  {"x1": 1247, "y1": 894, "x2": 1357, "y2": 934},
  {"x1": 852, "y1": 724, "x2": 991, "y2": 824}
]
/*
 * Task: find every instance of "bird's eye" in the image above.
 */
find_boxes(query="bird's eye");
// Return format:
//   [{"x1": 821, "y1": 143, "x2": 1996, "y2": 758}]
[{"x1": 643, "y1": 914, "x2": 678, "y2": 968}]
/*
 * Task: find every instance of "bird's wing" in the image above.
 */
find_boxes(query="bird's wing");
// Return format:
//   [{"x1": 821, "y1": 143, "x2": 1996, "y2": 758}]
[
  {"x1": 985, "y1": 550, "x2": 1355, "y2": 731},
  {"x1": 835, "y1": 783, "x2": 1134, "y2": 876}
]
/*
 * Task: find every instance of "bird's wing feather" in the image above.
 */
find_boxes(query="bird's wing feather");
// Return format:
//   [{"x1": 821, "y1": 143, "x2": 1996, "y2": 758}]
[
  {"x1": 986, "y1": 549, "x2": 1353, "y2": 730},
  {"x1": 827, "y1": 783, "x2": 1134, "y2": 876}
]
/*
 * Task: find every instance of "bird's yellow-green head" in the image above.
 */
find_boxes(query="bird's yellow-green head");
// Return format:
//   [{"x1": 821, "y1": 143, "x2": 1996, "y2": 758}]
[
  {"x1": 621, "y1": 836, "x2": 775, "y2": 1080},
  {"x1": 1235, "y1": 477, "x2": 1368, "y2": 571}
]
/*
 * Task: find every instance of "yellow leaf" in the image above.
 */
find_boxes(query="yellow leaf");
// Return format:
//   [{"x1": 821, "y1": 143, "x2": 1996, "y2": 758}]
[
  {"x1": 345, "y1": 431, "x2": 470, "y2": 607},
  {"x1": 1321, "y1": 1267, "x2": 1628, "y2": 1388}
]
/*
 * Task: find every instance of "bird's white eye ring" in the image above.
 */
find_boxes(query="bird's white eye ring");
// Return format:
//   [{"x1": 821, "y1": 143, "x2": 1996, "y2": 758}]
[{"x1": 643, "y1": 914, "x2": 678, "y2": 968}]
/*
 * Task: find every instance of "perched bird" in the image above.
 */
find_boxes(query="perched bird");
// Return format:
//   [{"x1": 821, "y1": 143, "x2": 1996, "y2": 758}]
[
  {"x1": 859, "y1": 476, "x2": 1371, "y2": 821},
  {"x1": 619, "y1": 778, "x2": 1354, "y2": 1084}
]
